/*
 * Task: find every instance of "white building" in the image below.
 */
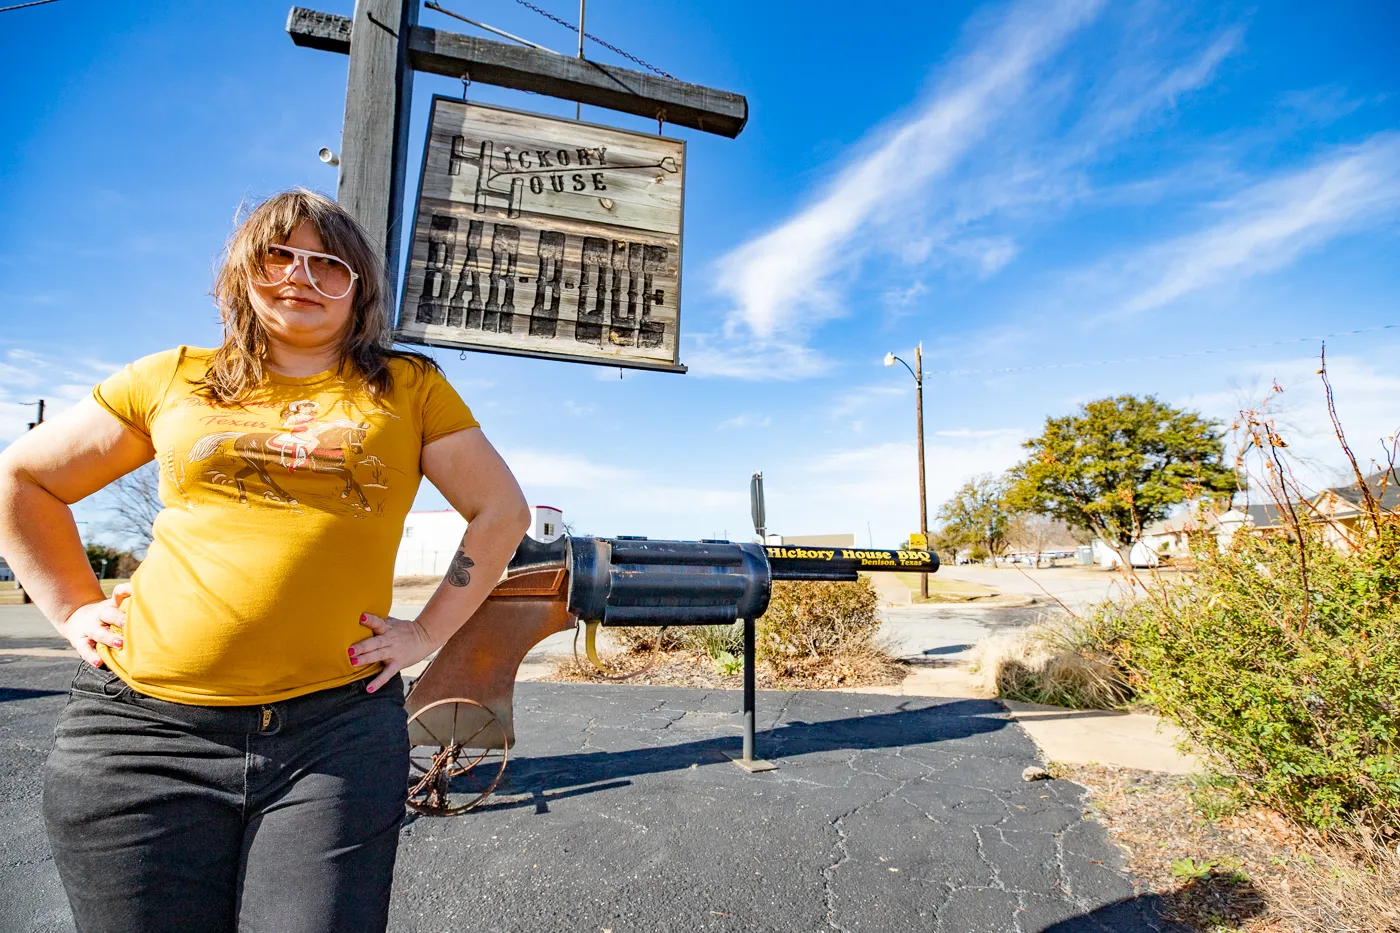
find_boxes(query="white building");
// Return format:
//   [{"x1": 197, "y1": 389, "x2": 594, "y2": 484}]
[
  {"x1": 394, "y1": 510, "x2": 467, "y2": 577},
  {"x1": 393, "y1": 505, "x2": 564, "y2": 578},
  {"x1": 532, "y1": 505, "x2": 563, "y2": 543}
]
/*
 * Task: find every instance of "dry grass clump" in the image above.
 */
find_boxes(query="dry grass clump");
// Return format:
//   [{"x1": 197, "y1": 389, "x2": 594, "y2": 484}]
[
  {"x1": 1062, "y1": 763, "x2": 1400, "y2": 932},
  {"x1": 968, "y1": 611, "x2": 1133, "y2": 709}
]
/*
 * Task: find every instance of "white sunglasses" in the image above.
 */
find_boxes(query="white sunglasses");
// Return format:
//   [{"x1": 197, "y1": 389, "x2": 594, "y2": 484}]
[{"x1": 252, "y1": 244, "x2": 360, "y2": 300}]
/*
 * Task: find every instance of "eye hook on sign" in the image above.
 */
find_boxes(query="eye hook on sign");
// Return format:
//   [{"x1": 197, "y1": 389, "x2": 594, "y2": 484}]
[
  {"x1": 461, "y1": 72, "x2": 471, "y2": 101},
  {"x1": 655, "y1": 109, "x2": 667, "y2": 136}
]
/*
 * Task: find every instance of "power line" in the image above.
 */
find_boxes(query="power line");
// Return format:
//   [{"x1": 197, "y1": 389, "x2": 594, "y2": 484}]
[
  {"x1": 0, "y1": 0, "x2": 61, "y2": 12},
  {"x1": 923, "y1": 323, "x2": 1400, "y2": 377},
  {"x1": 504, "y1": 0, "x2": 676, "y2": 78}
]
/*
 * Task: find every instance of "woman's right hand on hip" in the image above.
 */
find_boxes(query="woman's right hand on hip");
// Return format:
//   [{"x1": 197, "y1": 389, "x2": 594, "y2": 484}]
[{"x1": 57, "y1": 583, "x2": 130, "y2": 667}]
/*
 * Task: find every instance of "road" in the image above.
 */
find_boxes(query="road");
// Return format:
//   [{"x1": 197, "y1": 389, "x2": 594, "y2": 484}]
[{"x1": 874, "y1": 566, "x2": 1122, "y2": 667}]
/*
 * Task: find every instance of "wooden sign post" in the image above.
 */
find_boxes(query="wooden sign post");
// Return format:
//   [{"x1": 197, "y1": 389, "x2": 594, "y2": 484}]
[{"x1": 287, "y1": 1, "x2": 747, "y2": 370}]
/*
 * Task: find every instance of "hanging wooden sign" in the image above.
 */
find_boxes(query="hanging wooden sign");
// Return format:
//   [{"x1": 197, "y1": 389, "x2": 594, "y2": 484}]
[{"x1": 397, "y1": 97, "x2": 687, "y2": 372}]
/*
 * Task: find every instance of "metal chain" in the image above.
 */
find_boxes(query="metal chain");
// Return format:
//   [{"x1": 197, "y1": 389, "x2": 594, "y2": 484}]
[{"x1": 507, "y1": 0, "x2": 676, "y2": 79}]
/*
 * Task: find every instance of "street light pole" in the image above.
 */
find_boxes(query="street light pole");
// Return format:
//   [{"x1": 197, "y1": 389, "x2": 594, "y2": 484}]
[
  {"x1": 884, "y1": 347, "x2": 930, "y2": 600},
  {"x1": 914, "y1": 344, "x2": 928, "y2": 600}
]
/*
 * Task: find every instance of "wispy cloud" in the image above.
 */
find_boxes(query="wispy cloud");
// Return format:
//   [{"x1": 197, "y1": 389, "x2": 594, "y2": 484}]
[
  {"x1": 769, "y1": 429, "x2": 1031, "y2": 541},
  {"x1": 694, "y1": 0, "x2": 1246, "y2": 380},
  {"x1": 1184, "y1": 347, "x2": 1400, "y2": 493},
  {"x1": 714, "y1": 0, "x2": 1104, "y2": 349},
  {"x1": 0, "y1": 349, "x2": 121, "y2": 443},
  {"x1": 502, "y1": 446, "x2": 745, "y2": 535},
  {"x1": 1117, "y1": 133, "x2": 1400, "y2": 314},
  {"x1": 718, "y1": 413, "x2": 771, "y2": 431}
]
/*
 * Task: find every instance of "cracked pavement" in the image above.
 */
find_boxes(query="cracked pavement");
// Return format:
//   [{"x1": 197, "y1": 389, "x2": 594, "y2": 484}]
[{"x1": 1, "y1": 655, "x2": 1184, "y2": 932}]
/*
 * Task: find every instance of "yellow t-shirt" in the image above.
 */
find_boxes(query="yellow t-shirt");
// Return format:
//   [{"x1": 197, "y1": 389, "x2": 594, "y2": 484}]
[{"x1": 92, "y1": 347, "x2": 479, "y2": 705}]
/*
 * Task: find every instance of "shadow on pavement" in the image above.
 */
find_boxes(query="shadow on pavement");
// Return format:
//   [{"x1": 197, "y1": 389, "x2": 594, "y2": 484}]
[
  {"x1": 922, "y1": 644, "x2": 976, "y2": 655},
  {"x1": 468, "y1": 699, "x2": 1010, "y2": 808},
  {"x1": 0, "y1": 688, "x2": 65, "y2": 704}
]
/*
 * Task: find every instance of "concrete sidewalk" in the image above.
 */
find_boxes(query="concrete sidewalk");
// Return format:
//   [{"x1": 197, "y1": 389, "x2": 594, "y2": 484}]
[{"x1": 1, "y1": 655, "x2": 1188, "y2": 932}]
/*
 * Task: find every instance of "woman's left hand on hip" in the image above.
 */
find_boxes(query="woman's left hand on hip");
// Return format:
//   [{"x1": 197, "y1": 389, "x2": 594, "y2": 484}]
[{"x1": 348, "y1": 613, "x2": 437, "y2": 693}]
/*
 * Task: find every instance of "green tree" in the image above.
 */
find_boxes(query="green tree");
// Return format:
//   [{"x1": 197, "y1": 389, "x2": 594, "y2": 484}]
[
  {"x1": 1005, "y1": 395, "x2": 1236, "y2": 571},
  {"x1": 935, "y1": 474, "x2": 1015, "y2": 565},
  {"x1": 84, "y1": 543, "x2": 122, "y2": 579}
]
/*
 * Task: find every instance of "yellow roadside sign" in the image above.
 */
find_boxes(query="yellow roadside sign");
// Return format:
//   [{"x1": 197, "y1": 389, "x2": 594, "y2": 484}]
[{"x1": 908, "y1": 533, "x2": 928, "y2": 549}]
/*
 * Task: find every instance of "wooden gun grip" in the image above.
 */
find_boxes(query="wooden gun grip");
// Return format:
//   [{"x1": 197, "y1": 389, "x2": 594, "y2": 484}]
[{"x1": 404, "y1": 567, "x2": 573, "y2": 748}]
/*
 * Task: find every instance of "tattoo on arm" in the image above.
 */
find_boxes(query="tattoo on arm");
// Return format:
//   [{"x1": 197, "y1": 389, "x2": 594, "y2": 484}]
[{"x1": 446, "y1": 549, "x2": 475, "y2": 588}]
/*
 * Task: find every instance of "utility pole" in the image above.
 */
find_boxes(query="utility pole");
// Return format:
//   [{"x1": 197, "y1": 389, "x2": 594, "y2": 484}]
[
  {"x1": 915, "y1": 345, "x2": 928, "y2": 601},
  {"x1": 884, "y1": 348, "x2": 930, "y2": 599},
  {"x1": 27, "y1": 399, "x2": 45, "y2": 430}
]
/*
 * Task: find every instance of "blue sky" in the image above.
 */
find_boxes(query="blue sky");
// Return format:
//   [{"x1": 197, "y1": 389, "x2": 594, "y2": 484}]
[{"x1": 2, "y1": 0, "x2": 1398, "y2": 546}]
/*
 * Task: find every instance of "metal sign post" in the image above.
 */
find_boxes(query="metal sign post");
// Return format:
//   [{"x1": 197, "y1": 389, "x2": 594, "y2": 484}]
[{"x1": 750, "y1": 471, "x2": 765, "y2": 542}]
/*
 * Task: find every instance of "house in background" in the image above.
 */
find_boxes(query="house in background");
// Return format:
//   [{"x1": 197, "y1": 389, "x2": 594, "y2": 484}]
[
  {"x1": 1230, "y1": 471, "x2": 1396, "y2": 550},
  {"x1": 1310, "y1": 472, "x2": 1399, "y2": 549},
  {"x1": 1110, "y1": 472, "x2": 1399, "y2": 566},
  {"x1": 0, "y1": 556, "x2": 13, "y2": 583}
]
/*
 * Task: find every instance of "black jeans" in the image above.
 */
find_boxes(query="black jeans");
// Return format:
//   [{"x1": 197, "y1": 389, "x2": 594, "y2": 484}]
[{"x1": 43, "y1": 663, "x2": 410, "y2": 933}]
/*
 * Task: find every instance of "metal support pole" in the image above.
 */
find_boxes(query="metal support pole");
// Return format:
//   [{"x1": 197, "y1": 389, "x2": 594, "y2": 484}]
[
  {"x1": 915, "y1": 344, "x2": 928, "y2": 601},
  {"x1": 574, "y1": 0, "x2": 585, "y2": 120},
  {"x1": 742, "y1": 616, "x2": 755, "y2": 760},
  {"x1": 724, "y1": 616, "x2": 776, "y2": 772}
]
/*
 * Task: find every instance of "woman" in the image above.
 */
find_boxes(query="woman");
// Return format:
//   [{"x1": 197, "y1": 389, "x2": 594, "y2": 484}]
[{"x1": 0, "y1": 189, "x2": 531, "y2": 933}]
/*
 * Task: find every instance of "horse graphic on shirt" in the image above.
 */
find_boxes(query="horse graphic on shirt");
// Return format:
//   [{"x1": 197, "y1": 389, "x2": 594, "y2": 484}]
[{"x1": 188, "y1": 413, "x2": 373, "y2": 511}]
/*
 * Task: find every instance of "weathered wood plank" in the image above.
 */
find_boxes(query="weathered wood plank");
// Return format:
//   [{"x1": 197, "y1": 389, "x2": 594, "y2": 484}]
[
  {"x1": 286, "y1": 7, "x2": 350, "y2": 53},
  {"x1": 286, "y1": 8, "x2": 748, "y2": 138},
  {"x1": 337, "y1": 0, "x2": 418, "y2": 290}
]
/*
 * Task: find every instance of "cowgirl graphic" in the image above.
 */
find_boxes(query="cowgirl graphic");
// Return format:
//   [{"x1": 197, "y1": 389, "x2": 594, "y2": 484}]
[{"x1": 268, "y1": 400, "x2": 322, "y2": 470}]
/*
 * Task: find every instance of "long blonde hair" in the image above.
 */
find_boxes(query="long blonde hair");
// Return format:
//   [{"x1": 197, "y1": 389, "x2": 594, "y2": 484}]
[{"x1": 203, "y1": 188, "x2": 434, "y2": 404}]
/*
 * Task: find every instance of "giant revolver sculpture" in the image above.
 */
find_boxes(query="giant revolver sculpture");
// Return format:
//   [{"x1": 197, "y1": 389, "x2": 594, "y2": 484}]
[{"x1": 402, "y1": 535, "x2": 939, "y2": 814}]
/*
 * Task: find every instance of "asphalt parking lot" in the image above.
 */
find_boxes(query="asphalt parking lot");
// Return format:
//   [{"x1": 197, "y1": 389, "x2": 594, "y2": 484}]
[{"x1": 0, "y1": 645, "x2": 1183, "y2": 933}]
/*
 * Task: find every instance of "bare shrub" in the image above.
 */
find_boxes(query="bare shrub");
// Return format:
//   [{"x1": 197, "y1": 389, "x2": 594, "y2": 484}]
[{"x1": 756, "y1": 579, "x2": 880, "y2": 674}]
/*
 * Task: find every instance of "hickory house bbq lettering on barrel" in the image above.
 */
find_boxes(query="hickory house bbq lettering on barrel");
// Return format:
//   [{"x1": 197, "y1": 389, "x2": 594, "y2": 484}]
[{"x1": 764, "y1": 547, "x2": 936, "y2": 568}]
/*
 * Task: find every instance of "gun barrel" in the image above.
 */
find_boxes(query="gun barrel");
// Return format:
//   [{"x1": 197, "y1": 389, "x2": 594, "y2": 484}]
[
  {"x1": 506, "y1": 534, "x2": 939, "y2": 626},
  {"x1": 568, "y1": 536, "x2": 771, "y2": 626},
  {"x1": 765, "y1": 545, "x2": 939, "y2": 582}
]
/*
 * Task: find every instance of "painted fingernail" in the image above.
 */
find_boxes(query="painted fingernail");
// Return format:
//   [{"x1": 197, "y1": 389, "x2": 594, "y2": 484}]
[
  {"x1": 350, "y1": 657, "x2": 360, "y2": 666},
  {"x1": 360, "y1": 613, "x2": 367, "y2": 622},
  {"x1": 348, "y1": 647, "x2": 356, "y2": 656},
  {"x1": 114, "y1": 640, "x2": 124, "y2": 648},
  {"x1": 366, "y1": 684, "x2": 376, "y2": 693}
]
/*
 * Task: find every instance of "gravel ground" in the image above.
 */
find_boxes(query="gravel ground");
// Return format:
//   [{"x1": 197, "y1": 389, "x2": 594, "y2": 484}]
[{"x1": 1060, "y1": 763, "x2": 1400, "y2": 933}]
